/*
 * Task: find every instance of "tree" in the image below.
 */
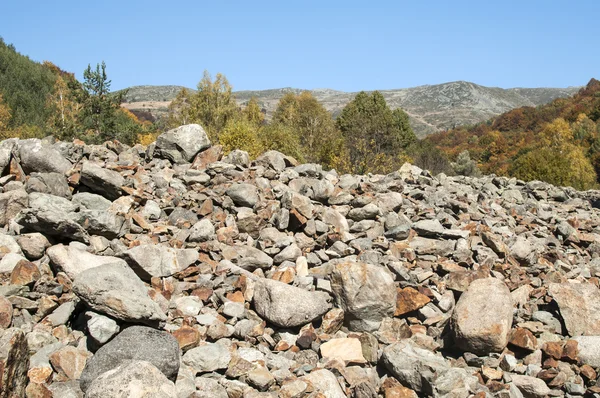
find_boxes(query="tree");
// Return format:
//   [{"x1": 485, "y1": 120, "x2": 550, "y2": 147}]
[
  {"x1": 243, "y1": 96, "x2": 264, "y2": 126},
  {"x1": 0, "y1": 94, "x2": 11, "y2": 139},
  {"x1": 258, "y1": 123, "x2": 305, "y2": 163},
  {"x1": 78, "y1": 61, "x2": 124, "y2": 142},
  {"x1": 336, "y1": 91, "x2": 416, "y2": 174},
  {"x1": 189, "y1": 71, "x2": 239, "y2": 141},
  {"x1": 452, "y1": 150, "x2": 481, "y2": 177},
  {"x1": 219, "y1": 117, "x2": 263, "y2": 158},
  {"x1": 45, "y1": 74, "x2": 82, "y2": 140},
  {"x1": 166, "y1": 87, "x2": 192, "y2": 128}
]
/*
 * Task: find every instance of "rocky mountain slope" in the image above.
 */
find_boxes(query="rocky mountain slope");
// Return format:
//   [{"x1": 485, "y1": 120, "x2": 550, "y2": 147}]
[
  {"x1": 2, "y1": 125, "x2": 600, "y2": 396},
  {"x1": 121, "y1": 82, "x2": 580, "y2": 137}
]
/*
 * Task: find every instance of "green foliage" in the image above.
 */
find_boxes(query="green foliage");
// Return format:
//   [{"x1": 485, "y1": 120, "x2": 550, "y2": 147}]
[
  {"x1": 219, "y1": 117, "x2": 263, "y2": 158},
  {"x1": 0, "y1": 37, "x2": 57, "y2": 129},
  {"x1": 452, "y1": 150, "x2": 481, "y2": 177},
  {"x1": 408, "y1": 141, "x2": 453, "y2": 175},
  {"x1": 243, "y1": 97, "x2": 264, "y2": 126},
  {"x1": 258, "y1": 123, "x2": 305, "y2": 163},
  {"x1": 336, "y1": 91, "x2": 416, "y2": 174},
  {"x1": 166, "y1": 87, "x2": 192, "y2": 127}
]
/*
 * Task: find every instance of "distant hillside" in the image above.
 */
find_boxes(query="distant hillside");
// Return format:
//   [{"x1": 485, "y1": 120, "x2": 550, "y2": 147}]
[{"x1": 121, "y1": 82, "x2": 580, "y2": 137}]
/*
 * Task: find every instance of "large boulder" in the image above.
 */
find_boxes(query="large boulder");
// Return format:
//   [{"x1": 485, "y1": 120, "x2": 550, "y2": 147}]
[
  {"x1": 25, "y1": 172, "x2": 72, "y2": 198},
  {"x1": 154, "y1": 124, "x2": 211, "y2": 164},
  {"x1": 548, "y1": 282, "x2": 600, "y2": 336},
  {"x1": 85, "y1": 360, "x2": 177, "y2": 398},
  {"x1": 0, "y1": 189, "x2": 28, "y2": 226},
  {"x1": 47, "y1": 244, "x2": 127, "y2": 280},
  {"x1": 253, "y1": 279, "x2": 331, "y2": 328},
  {"x1": 80, "y1": 161, "x2": 125, "y2": 201},
  {"x1": 122, "y1": 244, "x2": 198, "y2": 281},
  {"x1": 330, "y1": 261, "x2": 396, "y2": 332},
  {"x1": 72, "y1": 262, "x2": 166, "y2": 324},
  {"x1": 226, "y1": 183, "x2": 259, "y2": 208},
  {"x1": 0, "y1": 328, "x2": 29, "y2": 397},
  {"x1": 18, "y1": 139, "x2": 72, "y2": 174},
  {"x1": 451, "y1": 278, "x2": 513, "y2": 354},
  {"x1": 80, "y1": 326, "x2": 179, "y2": 392}
]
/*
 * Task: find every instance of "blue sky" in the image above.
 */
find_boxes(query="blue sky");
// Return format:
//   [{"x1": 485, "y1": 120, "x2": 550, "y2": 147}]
[{"x1": 2, "y1": 1, "x2": 599, "y2": 92}]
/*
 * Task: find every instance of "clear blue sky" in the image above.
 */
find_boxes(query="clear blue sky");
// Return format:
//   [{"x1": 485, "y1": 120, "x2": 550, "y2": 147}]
[{"x1": 2, "y1": 1, "x2": 599, "y2": 92}]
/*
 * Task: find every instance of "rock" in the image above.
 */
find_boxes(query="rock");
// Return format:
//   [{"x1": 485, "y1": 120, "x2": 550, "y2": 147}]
[
  {"x1": 85, "y1": 360, "x2": 177, "y2": 398},
  {"x1": 123, "y1": 244, "x2": 197, "y2": 280},
  {"x1": 226, "y1": 183, "x2": 259, "y2": 208},
  {"x1": 255, "y1": 150, "x2": 286, "y2": 172},
  {"x1": 451, "y1": 278, "x2": 513, "y2": 354},
  {"x1": 509, "y1": 328, "x2": 538, "y2": 351},
  {"x1": 0, "y1": 328, "x2": 29, "y2": 397},
  {"x1": 80, "y1": 161, "x2": 125, "y2": 200},
  {"x1": 47, "y1": 244, "x2": 127, "y2": 280},
  {"x1": 46, "y1": 301, "x2": 76, "y2": 326},
  {"x1": 72, "y1": 262, "x2": 166, "y2": 324},
  {"x1": 9, "y1": 259, "x2": 40, "y2": 286},
  {"x1": 0, "y1": 297, "x2": 12, "y2": 329},
  {"x1": 330, "y1": 261, "x2": 396, "y2": 332},
  {"x1": 74, "y1": 209, "x2": 127, "y2": 240},
  {"x1": 395, "y1": 287, "x2": 431, "y2": 316},
  {"x1": 19, "y1": 139, "x2": 72, "y2": 174},
  {"x1": 49, "y1": 345, "x2": 90, "y2": 380},
  {"x1": 548, "y1": 282, "x2": 600, "y2": 336},
  {"x1": 155, "y1": 124, "x2": 211, "y2": 164},
  {"x1": 301, "y1": 369, "x2": 346, "y2": 398},
  {"x1": 510, "y1": 374, "x2": 550, "y2": 398},
  {"x1": 25, "y1": 172, "x2": 71, "y2": 198},
  {"x1": 222, "y1": 245, "x2": 273, "y2": 270},
  {"x1": 86, "y1": 311, "x2": 120, "y2": 345},
  {"x1": 182, "y1": 342, "x2": 231, "y2": 373},
  {"x1": 80, "y1": 326, "x2": 180, "y2": 391},
  {"x1": 15, "y1": 233, "x2": 50, "y2": 260},
  {"x1": 253, "y1": 278, "x2": 331, "y2": 328},
  {"x1": 189, "y1": 219, "x2": 215, "y2": 242},
  {"x1": 573, "y1": 336, "x2": 600, "y2": 367},
  {"x1": 0, "y1": 189, "x2": 28, "y2": 226},
  {"x1": 320, "y1": 338, "x2": 367, "y2": 364}
]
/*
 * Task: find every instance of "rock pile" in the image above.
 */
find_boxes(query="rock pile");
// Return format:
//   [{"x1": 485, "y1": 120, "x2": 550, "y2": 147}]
[{"x1": 2, "y1": 123, "x2": 600, "y2": 397}]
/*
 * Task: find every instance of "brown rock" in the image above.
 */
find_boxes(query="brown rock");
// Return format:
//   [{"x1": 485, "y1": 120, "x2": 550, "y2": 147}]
[
  {"x1": 9, "y1": 260, "x2": 41, "y2": 286},
  {"x1": 191, "y1": 145, "x2": 223, "y2": 169},
  {"x1": 548, "y1": 282, "x2": 600, "y2": 336},
  {"x1": 580, "y1": 364, "x2": 596, "y2": 381},
  {"x1": 25, "y1": 382, "x2": 52, "y2": 398},
  {"x1": 382, "y1": 378, "x2": 418, "y2": 398},
  {"x1": 320, "y1": 338, "x2": 366, "y2": 365},
  {"x1": 0, "y1": 328, "x2": 29, "y2": 397},
  {"x1": 562, "y1": 339, "x2": 578, "y2": 361},
  {"x1": 394, "y1": 287, "x2": 431, "y2": 316},
  {"x1": 542, "y1": 341, "x2": 563, "y2": 359},
  {"x1": 0, "y1": 296, "x2": 12, "y2": 329},
  {"x1": 172, "y1": 324, "x2": 201, "y2": 351},
  {"x1": 49, "y1": 346, "x2": 90, "y2": 380},
  {"x1": 27, "y1": 365, "x2": 53, "y2": 384},
  {"x1": 320, "y1": 308, "x2": 344, "y2": 335},
  {"x1": 509, "y1": 328, "x2": 538, "y2": 351}
]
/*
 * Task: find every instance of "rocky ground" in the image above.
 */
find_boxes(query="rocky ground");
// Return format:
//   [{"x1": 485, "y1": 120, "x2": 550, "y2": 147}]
[{"x1": 1, "y1": 124, "x2": 600, "y2": 397}]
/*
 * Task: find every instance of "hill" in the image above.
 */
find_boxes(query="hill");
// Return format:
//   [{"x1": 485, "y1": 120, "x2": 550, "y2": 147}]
[{"x1": 120, "y1": 82, "x2": 580, "y2": 137}]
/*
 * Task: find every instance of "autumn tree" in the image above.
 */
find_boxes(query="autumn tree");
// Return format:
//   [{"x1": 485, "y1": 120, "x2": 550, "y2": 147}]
[
  {"x1": 0, "y1": 94, "x2": 11, "y2": 139},
  {"x1": 166, "y1": 87, "x2": 193, "y2": 128},
  {"x1": 272, "y1": 91, "x2": 346, "y2": 168},
  {"x1": 336, "y1": 91, "x2": 416, "y2": 174},
  {"x1": 45, "y1": 74, "x2": 82, "y2": 140},
  {"x1": 452, "y1": 150, "x2": 481, "y2": 177},
  {"x1": 243, "y1": 97, "x2": 265, "y2": 126}
]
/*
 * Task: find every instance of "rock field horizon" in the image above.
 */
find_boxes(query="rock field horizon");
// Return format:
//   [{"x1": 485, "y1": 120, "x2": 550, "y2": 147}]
[{"x1": 2, "y1": 123, "x2": 600, "y2": 397}]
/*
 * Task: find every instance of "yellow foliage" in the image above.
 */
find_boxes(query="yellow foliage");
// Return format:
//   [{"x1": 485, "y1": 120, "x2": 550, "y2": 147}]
[
  {"x1": 137, "y1": 131, "x2": 160, "y2": 146},
  {"x1": 540, "y1": 118, "x2": 573, "y2": 149},
  {"x1": 219, "y1": 118, "x2": 263, "y2": 159}
]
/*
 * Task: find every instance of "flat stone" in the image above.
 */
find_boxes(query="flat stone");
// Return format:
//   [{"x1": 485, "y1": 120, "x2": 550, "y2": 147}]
[
  {"x1": 395, "y1": 287, "x2": 431, "y2": 316},
  {"x1": 155, "y1": 124, "x2": 211, "y2": 164},
  {"x1": 80, "y1": 161, "x2": 124, "y2": 200},
  {"x1": 573, "y1": 336, "x2": 600, "y2": 367},
  {"x1": 253, "y1": 278, "x2": 331, "y2": 328},
  {"x1": 510, "y1": 374, "x2": 550, "y2": 398},
  {"x1": 49, "y1": 346, "x2": 90, "y2": 380},
  {"x1": 301, "y1": 369, "x2": 346, "y2": 398},
  {"x1": 548, "y1": 282, "x2": 600, "y2": 336},
  {"x1": 123, "y1": 244, "x2": 197, "y2": 280},
  {"x1": 320, "y1": 338, "x2": 367, "y2": 364},
  {"x1": 182, "y1": 342, "x2": 231, "y2": 373},
  {"x1": 47, "y1": 244, "x2": 127, "y2": 280},
  {"x1": 226, "y1": 183, "x2": 259, "y2": 208}
]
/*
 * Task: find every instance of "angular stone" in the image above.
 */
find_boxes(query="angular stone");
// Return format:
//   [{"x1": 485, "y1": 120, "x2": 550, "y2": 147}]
[
  {"x1": 573, "y1": 336, "x2": 600, "y2": 367},
  {"x1": 253, "y1": 278, "x2": 331, "y2": 328},
  {"x1": 548, "y1": 282, "x2": 600, "y2": 336},
  {"x1": 226, "y1": 183, "x2": 259, "y2": 208},
  {"x1": 509, "y1": 327, "x2": 538, "y2": 351},
  {"x1": 25, "y1": 172, "x2": 72, "y2": 198},
  {"x1": 73, "y1": 262, "x2": 166, "y2": 324},
  {"x1": 395, "y1": 287, "x2": 431, "y2": 316},
  {"x1": 0, "y1": 296, "x2": 12, "y2": 329},
  {"x1": 0, "y1": 189, "x2": 28, "y2": 226},
  {"x1": 80, "y1": 326, "x2": 180, "y2": 392},
  {"x1": 49, "y1": 346, "x2": 90, "y2": 380},
  {"x1": 47, "y1": 244, "x2": 127, "y2": 280},
  {"x1": 330, "y1": 261, "x2": 396, "y2": 332},
  {"x1": 80, "y1": 161, "x2": 124, "y2": 200},
  {"x1": 182, "y1": 342, "x2": 231, "y2": 373},
  {"x1": 85, "y1": 360, "x2": 177, "y2": 398},
  {"x1": 15, "y1": 233, "x2": 50, "y2": 260},
  {"x1": 451, "y1": 278, "x2": 513, "y2": 354},
  {"x1": 86, "y1": 311, "x2": 120, "y2": 345},
  {"x1": 320, "y1": 338, "x2": 366, "y2": 364},
  {"x1": 9, "y1": 259, "x2": 40, "y2": 286},
  {"x1": 189, "y1": 219, "x2": 215, "y2": 242},
  {"x1": 123, "y1": 244, "x2": 197, "y2": 280},
  {"x1": 0, "y1": 328, "x2": 29, "y2": 397},
  {"x1": 510, "y1": 374, "x2": 550, "y2": 398},
  {"x1": 19, "y1": 139, "x2": 72, "y2": 174},
  {"x1": 155, "y1": 124, "x2": 211, "y2": 164},
  {"x1": 301, "y1": 369, "x2": 346, "y2": 398}
]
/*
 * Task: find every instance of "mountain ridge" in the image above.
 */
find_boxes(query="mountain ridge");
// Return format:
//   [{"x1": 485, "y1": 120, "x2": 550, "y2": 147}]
[{"x1": 120, "y1": 81, "x2": 581, "y2": 137}]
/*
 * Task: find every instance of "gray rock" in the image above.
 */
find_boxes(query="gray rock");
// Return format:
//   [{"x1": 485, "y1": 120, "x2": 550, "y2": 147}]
[
  {"x1": 226, "y1": 183, "x2": 259, "y2": 208},
  {"x1": 155, "y1": 124, "x2": 211, "y2": 164},
  {"x1": 25, "y1": 172, "x2": 71, "y2": 198},
  {"x1": 72, "y1": 192, "x2": 112, "y2": 211},
  {"x1": 86, "y1": 311, "x2": 120, "y2": 345},
  {"x1": 301, "y1": 369, "x2": 346, "y2": 398},
  {"x1": 222, "y1": 245, "x2": 273, "y2": 271},
  {"x1": 80, "y1": 161, "x2": 125, "y2": 200},
  {"x1": 123, "y1": 244, "x2": 197, "y2": 280},
  {"x1": 85, "y1": 360, "x2": 177, "y2": 398},
  {"x1": 223, "y1": 149, "x2": 250, "y2": 167},
  {"x1": 0, "y1": 189, "x2": 28, "y2": 226},
  {"x1": 253, "y1": 278, "x2": 331, "y2": 328},
  {"x1": 255, "y1": 150, "x2": 286, "y2": 172},
  {"x1": 452, "y1": 277, "x2": 513, "y2": 354},
  {"x1": 15, "y1": 233, "x2": 50, "y2": 260},
  {"x1": 0, "y1": 328, "x2": 29, "y2": 398},
  {"x1": 0, "y1": 147, "x2": 10, "y2": 175},
  {"x1": 409, "y1": 237, "x2": 456, "y2": 257},
  {"x1": 18, "y1": 139, "x2": 72, "y2": 174},
  {"x1": 330, "y1": 261, "x2": 396, "y2": 332},
  {"x1": 548, "y1": 282, "x2": 600, "y2": 336},
  {"x1": 47, "y1": 244, "x2": 127, "y2": 279},
  {"x1": 46, "y1": 301, "x2": 76, "y2": 326},
  {"x1": 572, "y1": 336, "x2": 600, "y2": 367},
  {"x1": 182, "y1": 342, "x2": 231, "y2": 373},
  {"x1": 189, "y1": 219, "x2": 215, "y2": 242},
  {"x1": 74, "y1": 209, "x2": 127, "y2": 240},
  {"x1": 510, "y1": 374, "x2": 550, "y2": 398},
  {"x1": 80, "y1": 326, "x2": 180, "y2": 392},
  {"x1": 72, "y1": 262, "x2": 166, "y2": 323}
]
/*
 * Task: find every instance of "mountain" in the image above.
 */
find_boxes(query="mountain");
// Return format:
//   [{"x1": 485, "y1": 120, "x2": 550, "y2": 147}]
[{"x1": 120, "y1": 82, "x2": 580, "y2": 137}]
